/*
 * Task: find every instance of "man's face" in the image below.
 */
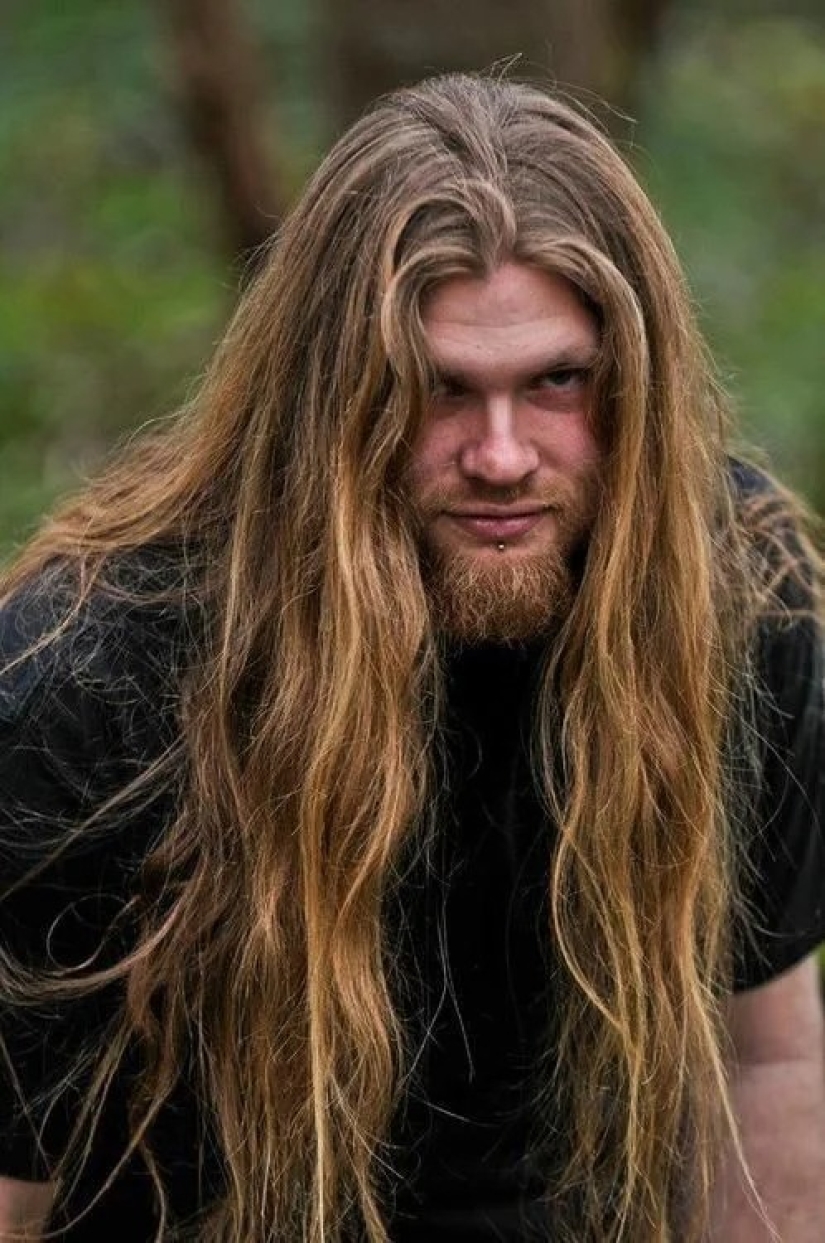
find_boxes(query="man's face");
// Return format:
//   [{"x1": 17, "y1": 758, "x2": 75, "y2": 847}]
[{"x1": 407, "y1": 261, "x2": 603, "y2": 642}]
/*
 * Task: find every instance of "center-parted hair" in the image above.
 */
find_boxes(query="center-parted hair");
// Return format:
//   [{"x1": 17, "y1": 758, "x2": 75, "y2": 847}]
[{"x1": 0, "y1": 73, "x2": 814, "y2": 1241}]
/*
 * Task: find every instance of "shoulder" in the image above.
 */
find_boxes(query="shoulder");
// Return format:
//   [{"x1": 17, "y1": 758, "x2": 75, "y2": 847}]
[
  {"x1": 729, "y1": 458, "x2": 820, "y2": 612},
  {"x1": 0, "y1": 553, "x2": 198, "y2": 873},
  {"x1": 728, "y1": 457, "x2": 777, "y2": 503},
  {"x1": 0, "y1": 550, "x2": 198, "y2": 728},
  {"x1": 727, "y1": 464, "x2": 825, "y2": 989},
  {"x1": 724, "y1": 459, "x2": 821, "y2": 703}
]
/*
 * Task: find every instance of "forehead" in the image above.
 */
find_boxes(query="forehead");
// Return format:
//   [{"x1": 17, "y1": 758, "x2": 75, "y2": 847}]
[{"x1": 420, "y1": 262, "x2": 599, "y2": 378}]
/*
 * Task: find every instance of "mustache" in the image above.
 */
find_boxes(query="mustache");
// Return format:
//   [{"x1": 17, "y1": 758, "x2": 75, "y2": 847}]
[{"x1": 411, "y1": 479, "x2": 583, "y2": 515}]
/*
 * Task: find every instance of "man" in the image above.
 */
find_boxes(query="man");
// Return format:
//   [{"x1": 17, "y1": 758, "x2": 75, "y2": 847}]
[{"x1": 0, "y1": 73, "x2": 823, "y2": 1242}]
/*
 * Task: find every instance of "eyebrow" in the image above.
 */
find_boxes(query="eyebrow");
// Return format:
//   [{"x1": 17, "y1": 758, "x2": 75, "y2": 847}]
[{"x1": 430, "y1": 345, "x2": 600, "y2": 389}]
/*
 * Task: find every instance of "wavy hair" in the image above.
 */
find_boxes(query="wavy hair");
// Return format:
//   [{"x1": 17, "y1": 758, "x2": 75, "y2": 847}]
[{"x1": 1, "y1": 74, "x2": 820, "y2": 1241}]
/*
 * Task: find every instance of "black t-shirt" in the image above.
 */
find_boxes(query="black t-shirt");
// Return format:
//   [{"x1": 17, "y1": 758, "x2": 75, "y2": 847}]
[{"x1": 0, "y1": 483, "x2": 823, "y2": 1240}]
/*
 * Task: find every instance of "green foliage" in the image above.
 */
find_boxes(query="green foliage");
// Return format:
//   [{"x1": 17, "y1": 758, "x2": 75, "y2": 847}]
[
  {"x1": 1, "y1": 1, "x2": 824, "y2": 558},
  {"x1": 640, "y1": 12, "x2": 825, "y2": 508},
  {"x1": 0, "y1": 0, "x2": 227, "y2": 553}
]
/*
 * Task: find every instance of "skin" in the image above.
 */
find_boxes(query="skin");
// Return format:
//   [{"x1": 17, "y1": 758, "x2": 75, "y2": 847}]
[
  {"x1": 408, "y1": 260, "x2": 825, "y2": 1236},
  {"x1": 2, "y1": 262, "x2": 822, "y2": 1239},
  {"x1": 1, "y1": 980, "x2": 822, "y2": 1241},
  {"x1": 710, "y1": 954, "x2": 825, "y2": 1241},
  {"x1": 0, "y1": 1178, "x2": 54, "y2": 1239},
  {"x1": 408, "y1": 261, "x2": 603, "y2": 568}
]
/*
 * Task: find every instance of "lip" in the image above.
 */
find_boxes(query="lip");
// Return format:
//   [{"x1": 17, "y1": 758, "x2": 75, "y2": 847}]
[{"x1": 445, "y1": 508, "x2": 547, "y2": 542}]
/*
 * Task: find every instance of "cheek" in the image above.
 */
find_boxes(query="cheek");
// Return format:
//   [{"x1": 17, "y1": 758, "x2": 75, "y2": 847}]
[
  {"x1": 407, "y1": 422, "x2": 460, "y2": 491},
  {"x1": 542, "y1": 415, "x2": 602, "y2": 474}
]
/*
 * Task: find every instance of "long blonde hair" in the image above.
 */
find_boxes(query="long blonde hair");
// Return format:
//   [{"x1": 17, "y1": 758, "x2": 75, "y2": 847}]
[{"x1": 1, "y1": 74, "x2": 819, "y2": 1241}]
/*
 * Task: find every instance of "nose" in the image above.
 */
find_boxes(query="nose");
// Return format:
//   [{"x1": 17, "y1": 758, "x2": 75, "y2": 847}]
[{"x1": 458, "y1": 394, "x2": 539, "y2": 487}]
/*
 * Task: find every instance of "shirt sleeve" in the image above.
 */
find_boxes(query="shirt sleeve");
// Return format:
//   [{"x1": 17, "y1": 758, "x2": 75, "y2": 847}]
[
  {"x1": 0, "y1": 580, "x2": 181, "y2": 1179},
  {"x1": 732, "y1": 560, "x2": 825, "y2": 992}
]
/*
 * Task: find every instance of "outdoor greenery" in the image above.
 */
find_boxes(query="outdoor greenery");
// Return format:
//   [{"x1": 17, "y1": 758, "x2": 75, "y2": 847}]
[{"x1": 1, "y1": 0, "x2": 824, "y2": 557}]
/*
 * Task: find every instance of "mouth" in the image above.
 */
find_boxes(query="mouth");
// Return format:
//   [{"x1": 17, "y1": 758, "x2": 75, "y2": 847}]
[{"x1": 444, "y1": 508, "x2": 549, "y2": 542}]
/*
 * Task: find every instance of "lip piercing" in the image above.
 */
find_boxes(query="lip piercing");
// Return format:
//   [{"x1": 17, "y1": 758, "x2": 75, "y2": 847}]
[{"x1": 496, "y1": 542, "x2": 506, "y2": 551}]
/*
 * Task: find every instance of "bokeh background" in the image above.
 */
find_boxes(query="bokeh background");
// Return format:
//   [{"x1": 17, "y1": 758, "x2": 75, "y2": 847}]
[{"x1": 2, "y1": 0, "x2": 824, "y2": 557}]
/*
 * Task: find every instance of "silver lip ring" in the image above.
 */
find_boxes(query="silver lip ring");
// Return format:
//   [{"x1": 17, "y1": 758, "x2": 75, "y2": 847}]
[{"x1": 496, "y1": 542, "x2": 506, "y2": 551}]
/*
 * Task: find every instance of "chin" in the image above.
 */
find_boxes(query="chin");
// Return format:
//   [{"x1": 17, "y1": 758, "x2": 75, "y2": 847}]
[
  {"x1": 440, "y1": 533, "x2": 563, "y2": 562},
  {"x1": 423, "y1": 542, "x2": 575, "y2": 644}
]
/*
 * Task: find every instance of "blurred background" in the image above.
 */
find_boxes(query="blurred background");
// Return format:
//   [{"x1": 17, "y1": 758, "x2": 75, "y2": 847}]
[{"x1": 2, "y1": 0, "x2": 824, "y2": 557}]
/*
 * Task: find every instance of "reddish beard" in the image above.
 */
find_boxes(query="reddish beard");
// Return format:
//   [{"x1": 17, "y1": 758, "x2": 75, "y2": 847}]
[{"x1": 411, "y1": 476, "x2": 600, "y2": 643}]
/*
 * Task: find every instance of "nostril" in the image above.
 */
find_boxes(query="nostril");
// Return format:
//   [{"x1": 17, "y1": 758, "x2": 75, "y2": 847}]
[{"x1": 460, "y1": 437, "x2": 539, "y2": 485}]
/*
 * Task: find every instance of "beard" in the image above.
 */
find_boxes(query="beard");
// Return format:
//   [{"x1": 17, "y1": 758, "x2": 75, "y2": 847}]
[
  {"x1": 411, "y1": 475, "x2": 600, "y2": 645},
  {"x1": 423, "y1": 545, "x2": 576, "y2": 644}
]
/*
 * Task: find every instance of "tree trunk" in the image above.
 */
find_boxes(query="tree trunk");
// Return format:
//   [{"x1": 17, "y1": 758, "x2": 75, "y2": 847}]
[
  {"x1": 321, "y1": 0, "x2": 671, "y2": 136},
  {"x1": 160, "y1": 0, "x2": 283, "y2": 267}
]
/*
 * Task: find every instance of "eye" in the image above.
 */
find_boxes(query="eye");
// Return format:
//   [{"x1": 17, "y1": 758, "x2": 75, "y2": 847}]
[
  {"x1": 430, "y1": 375, "x2": 468, "y2": 401},
  {"x1": 533, "y1": 367, "x2": 590, "y2": 392}
]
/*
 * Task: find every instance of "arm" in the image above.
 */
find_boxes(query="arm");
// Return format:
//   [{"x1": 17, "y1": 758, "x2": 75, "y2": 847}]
[
  {"x1": 0, "y1": 1176, "x2": 55, "y2": 1241},
  {"x1": 709, "y1": 954, "x2": 825, "y2": 1241},
  {"x1": 0, "y1": 589, "x2": 160, "y2": 1237}
]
